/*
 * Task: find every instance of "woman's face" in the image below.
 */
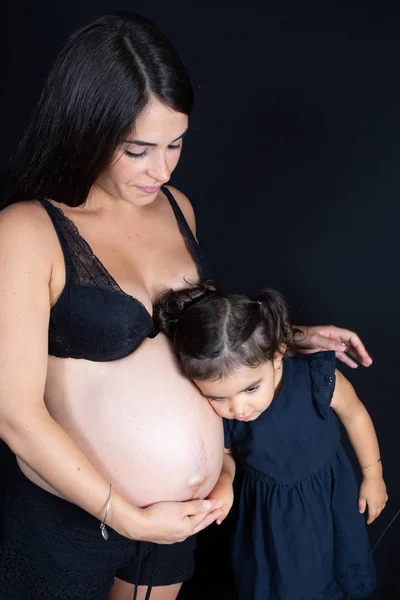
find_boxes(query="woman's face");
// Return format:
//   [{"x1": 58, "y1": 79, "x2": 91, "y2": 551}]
[{"x1": 96, "y1": 97, "x2": 188, "y2": 206}]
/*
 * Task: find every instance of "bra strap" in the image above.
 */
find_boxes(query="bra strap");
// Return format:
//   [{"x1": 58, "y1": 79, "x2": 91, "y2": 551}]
[
  {"x1": 162, "y1": 186, "x2": 208, "y2": 282},
  {"x1": 39, "y1": 200, "x2": 73, "y2": 285}
]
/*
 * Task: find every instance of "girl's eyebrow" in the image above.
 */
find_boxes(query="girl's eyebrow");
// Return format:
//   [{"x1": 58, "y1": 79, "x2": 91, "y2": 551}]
[
  {"x1": 122, "y1": 129, "x2": 188, "y2": 147},
  {"x1": 207, "y1": 379, "x2": 262, "y2": 400}
]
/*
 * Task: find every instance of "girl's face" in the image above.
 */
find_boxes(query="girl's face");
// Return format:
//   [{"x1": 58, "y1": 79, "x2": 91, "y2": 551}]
[
  {"x1": 194, "y1": 355, "x2": 284, "y2": 422},
  {"x1": 95, "y1": 96, "x2": 188, "y2": 207}
]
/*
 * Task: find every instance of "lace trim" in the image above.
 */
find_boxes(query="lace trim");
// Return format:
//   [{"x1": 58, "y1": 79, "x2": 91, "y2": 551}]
[{"x1": 45, "y1": 202, "x2": 126, "y2": 293}]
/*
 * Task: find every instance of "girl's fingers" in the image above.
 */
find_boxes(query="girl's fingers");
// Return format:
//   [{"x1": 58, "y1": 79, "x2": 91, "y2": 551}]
[{"x1": 358, "y1": 496, "x2": 367, "y2": 514}]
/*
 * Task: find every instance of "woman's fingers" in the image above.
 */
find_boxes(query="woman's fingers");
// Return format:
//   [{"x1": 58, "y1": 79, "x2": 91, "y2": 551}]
[
  {"x1": 301, "y1": 326, "x2": 373, "y2": 368},
  {"x1": 335, "y1": 351, "x2": 359, "y2": 369}
]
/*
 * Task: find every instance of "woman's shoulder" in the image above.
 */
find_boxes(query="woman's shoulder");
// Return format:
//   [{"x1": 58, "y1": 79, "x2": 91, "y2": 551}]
[
  {"x1": 0, "y1": 199, "x2": 50, "y2": 231},
  {"x1": 0, "y1": 200, "x2": 58, "y2": 266},
  {"x1": 163, "y1": 185, "x2": 196, "y2": 235}
]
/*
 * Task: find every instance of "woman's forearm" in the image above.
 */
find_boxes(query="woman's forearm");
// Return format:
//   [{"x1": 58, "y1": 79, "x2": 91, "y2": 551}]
[{"x1": 1, "y1": 406, "x2": 145, "y2": 538}]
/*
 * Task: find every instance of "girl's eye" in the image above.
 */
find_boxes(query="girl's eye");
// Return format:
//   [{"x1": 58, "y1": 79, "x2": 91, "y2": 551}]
[
  {"x1": 208, "y1": 397, "x2": 225, "y2": 402},
  {"x1": 246, "y1": 385, "x2": 260, "y2": 394},
  {"x1": 125, "y1": 149, "x2": 148, "y2": 159},
  {"x1": 168, "y1": 143, "x2": 182, "y2": 151}
]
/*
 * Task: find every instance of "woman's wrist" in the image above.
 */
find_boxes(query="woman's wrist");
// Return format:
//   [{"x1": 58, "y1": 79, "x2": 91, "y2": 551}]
[{"x1": 107, "y1": 491, "x2": 147, "y2": 540}]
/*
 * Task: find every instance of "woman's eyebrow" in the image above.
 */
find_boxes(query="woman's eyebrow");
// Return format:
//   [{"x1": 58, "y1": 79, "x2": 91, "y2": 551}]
[{"x1": 122, "y1": 129, "x2": 188, "y2": 147}]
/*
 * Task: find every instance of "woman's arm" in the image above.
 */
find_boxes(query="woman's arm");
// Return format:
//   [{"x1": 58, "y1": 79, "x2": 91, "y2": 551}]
[
  {"x1": 0, "y1": 205, "x2": 221, "y2": 544},
  {"x1": 331, "y1": 370, "x2": 387, "y2": 524},
  {"x1": 295, "y1": 325, "x2": 373, "y2": 369}
]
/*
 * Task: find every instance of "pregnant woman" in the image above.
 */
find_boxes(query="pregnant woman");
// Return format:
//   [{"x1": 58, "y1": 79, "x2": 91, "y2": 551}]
[{"x1": 0, "y1": 11, "x2": 372, "y2": 600}]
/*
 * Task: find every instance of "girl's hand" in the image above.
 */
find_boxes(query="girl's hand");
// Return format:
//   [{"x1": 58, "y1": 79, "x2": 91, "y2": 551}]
[
  {"x1": 358, "y1": 477, "x2": 388, "y2": 524},
  {"x1": 139, "y1": 498, "x2": 224, "y2": 543},
  {"x1": 206, "y1": 471, "x2": 234, "y2": 525},
  {"x1": 295, "y1": 325, "x2": 373, "y2": 369}
]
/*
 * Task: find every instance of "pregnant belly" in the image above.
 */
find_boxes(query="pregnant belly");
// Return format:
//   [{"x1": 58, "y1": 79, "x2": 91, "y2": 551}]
[
  {"x1": 77, "y1": 383, "x2": 224, "y2": 506},
  {"x1": 22, "y1": 336, "x2": 224, "y2": 507},
  {"x1": 97, "y1": 398, "x2": 224, "y2": 506}
]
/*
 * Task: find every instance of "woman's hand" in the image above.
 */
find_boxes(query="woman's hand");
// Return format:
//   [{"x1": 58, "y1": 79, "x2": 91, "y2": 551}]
[
  {"x1": 206, "y1": 471, "x2": 234, "y2": 525},
  {"x1": 295, "y1": 325, "x2": 373, "y2": 368},
  {"x1": 358, "y1": 477, "x2": 388, "y2": 525},
  {"x1": 137, "y1": 498, "x2": 224, "y2": 544}
]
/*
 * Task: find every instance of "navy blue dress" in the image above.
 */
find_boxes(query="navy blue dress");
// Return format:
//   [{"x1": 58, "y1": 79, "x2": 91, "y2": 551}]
[{"x1": 223, "y1": 351, "x2": 377, "y2": 600}]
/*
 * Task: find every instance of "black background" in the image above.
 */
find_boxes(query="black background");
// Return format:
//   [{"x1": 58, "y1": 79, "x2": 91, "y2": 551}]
[{"x1": 1, "y1": 1, "x2": 399, "y2": 598}]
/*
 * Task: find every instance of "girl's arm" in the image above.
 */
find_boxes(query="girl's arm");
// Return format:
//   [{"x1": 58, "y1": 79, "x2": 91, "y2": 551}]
[
  {"x1": 221, "y1": 447, "x2": 236, "y2": 480},
  {"x1": 207, "y1": 448, "x2": 236, "y2": 524},
  {"x1": 331, "y1": 370, "x2": 388, "y2": 524}
]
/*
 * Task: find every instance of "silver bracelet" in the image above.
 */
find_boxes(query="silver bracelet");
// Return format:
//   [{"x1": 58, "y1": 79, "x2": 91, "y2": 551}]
[
  {"x1": 361, "y1": 457, "x2": 382, "y2": 470},
  {"x1": 100, "y1": 485, "x2": 113, "y2": 541}
]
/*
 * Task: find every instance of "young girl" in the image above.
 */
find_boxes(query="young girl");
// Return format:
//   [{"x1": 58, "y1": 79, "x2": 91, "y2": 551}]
[{"x1": 155, "y1": 285, "x2": 387, "y2": 600}]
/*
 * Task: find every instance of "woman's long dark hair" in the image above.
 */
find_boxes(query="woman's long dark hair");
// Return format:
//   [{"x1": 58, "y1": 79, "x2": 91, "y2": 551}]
[
  {"x1": 2, "y1": 12, "x2": 194, "y2": 208},
  {"x1": 154, "y1": 284, "x2": 299, "y2": 380}
]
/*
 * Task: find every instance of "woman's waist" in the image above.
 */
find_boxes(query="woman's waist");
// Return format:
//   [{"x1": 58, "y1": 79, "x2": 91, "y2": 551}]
[{"x1": 8, "y1": 460, "x2": 148, "y2": 557}]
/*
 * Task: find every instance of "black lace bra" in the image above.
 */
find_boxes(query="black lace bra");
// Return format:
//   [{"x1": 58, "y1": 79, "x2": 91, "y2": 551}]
[{"x1": 40, "y1": 187, "x2": 209, "y2": 362}]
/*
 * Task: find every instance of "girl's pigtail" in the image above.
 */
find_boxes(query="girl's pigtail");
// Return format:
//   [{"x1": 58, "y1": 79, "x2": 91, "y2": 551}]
[
  {"x1": 154, "y1": 282, "x2": 216, "y2": 338},
  {"x1": 257, "y1": 288, "x2": 297, "y2": 356}
]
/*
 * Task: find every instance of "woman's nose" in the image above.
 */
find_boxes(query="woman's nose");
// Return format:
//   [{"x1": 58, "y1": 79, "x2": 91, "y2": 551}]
[{"x1": 147, "y1": 152, "x2": 170, "y2": 183}]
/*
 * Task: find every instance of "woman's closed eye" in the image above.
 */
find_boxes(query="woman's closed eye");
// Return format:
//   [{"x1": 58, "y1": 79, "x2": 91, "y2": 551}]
[
  {"x1": 125, "y1": 148, "x2": 148, "y2": 158},
  {"x1": 125, "y1": 143, "x2": 182, "y2": 159}
]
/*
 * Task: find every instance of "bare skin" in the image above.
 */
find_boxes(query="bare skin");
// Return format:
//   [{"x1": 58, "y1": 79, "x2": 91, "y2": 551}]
[
  {"x1": 0, "y1": 99, "x2": 224, "y2": 600},
  {"x1": 18, "y1": 188, "x2": 224, "y2": 508},
  {"x1": 107, "y1": 581, "x2": 182, "y2": 600},
  {"x1": 0, "y1": 97, "x2": 374, "y2": 600}
]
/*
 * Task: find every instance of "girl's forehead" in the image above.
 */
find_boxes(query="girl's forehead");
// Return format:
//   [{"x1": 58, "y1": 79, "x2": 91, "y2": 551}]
[{"x1": 195, "y1": 362, "x2": 271, "y2": 397}]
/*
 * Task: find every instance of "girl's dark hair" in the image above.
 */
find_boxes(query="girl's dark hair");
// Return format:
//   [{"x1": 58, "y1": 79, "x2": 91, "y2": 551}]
[
  {"x1": 154, "y1": 284, "x2": 299, "y2": 380},
  {"x1": 2, "y1": 12, "x2": 194, "y2": 208}
]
